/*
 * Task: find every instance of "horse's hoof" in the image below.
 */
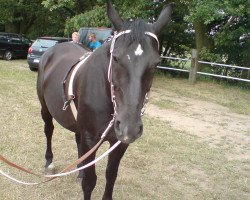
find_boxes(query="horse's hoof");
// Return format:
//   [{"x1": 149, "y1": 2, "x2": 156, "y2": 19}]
[
  {"x1": 77, "y1": 171, "x2": 84, "y2": 179},
  {"x1": 45, "y1": 163, "x2": 56, "y2": 175}
]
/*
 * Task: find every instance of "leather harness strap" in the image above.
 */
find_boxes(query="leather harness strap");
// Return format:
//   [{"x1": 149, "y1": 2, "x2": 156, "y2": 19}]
[
  {"x1": 62, "y1": 52, "x2": 92, "y2": 113},
  {"x1": 0, "y1": 135, "x2": 105, "y2": 184},
  {"x1": 0, "y1": 155, "x2": 40, "y2": 177},
  {"x1": 65, "y1": 52, "x2": 92, "y2": 120}
]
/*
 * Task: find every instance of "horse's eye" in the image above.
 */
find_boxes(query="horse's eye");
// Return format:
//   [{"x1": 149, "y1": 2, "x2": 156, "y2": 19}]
[
  {"x1": 149, "y1": 67, "x2": 156, "y2": 73},
  {"x1": 113, "y1": 56, "x2": 118, "y2": 62},
  {"x1": 154, "y1": 58, "x2": 162, "y2": 66},
  {"x1": 114, "y1": 85, "x2": 120, "y2": 92}
]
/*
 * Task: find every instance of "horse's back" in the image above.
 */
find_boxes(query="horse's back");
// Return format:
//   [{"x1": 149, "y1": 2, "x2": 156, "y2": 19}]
[
  {"x1": 38, "y1": 42, "x2": 88, "y2": 77},
  {"x1": 37, "y1": 42, "x2": 89, "y2": 131}
]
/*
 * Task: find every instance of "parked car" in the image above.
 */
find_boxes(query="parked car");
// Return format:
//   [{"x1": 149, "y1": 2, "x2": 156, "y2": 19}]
[
  {"x1": 0, "y1": 32, "x2": 32, "y2": 60},
  {"x1": 78, "y1": 27, "x2": 112, "y2": 46},
  {"x1": 27, "y1": 37, "x2": 70, "y2": 71}
]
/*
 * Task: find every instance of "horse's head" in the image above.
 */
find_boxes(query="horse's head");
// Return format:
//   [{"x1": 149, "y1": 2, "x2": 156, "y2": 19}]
[{"x1": 107, "y1": 1, "x2": 172, "y2": 144}]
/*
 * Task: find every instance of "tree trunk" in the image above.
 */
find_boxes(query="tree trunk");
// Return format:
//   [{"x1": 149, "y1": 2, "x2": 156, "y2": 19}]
[{"x1": 193, "y1": 22, "x2": 213, "y2": 70}]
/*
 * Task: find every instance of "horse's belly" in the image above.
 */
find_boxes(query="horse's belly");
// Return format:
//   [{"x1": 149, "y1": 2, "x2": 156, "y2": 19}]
[
  {"x1": 38, "y1": 42, "x2": 89, "y2": 133},
  {"x1": 43, "y1": 79, "x2": 76, "y2": 132}
]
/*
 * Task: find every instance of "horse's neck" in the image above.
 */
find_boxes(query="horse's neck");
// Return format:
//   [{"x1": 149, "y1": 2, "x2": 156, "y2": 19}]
[
  {"x1": 88, "y1": 44, "x2": 110, "y2": 81},
  {"x1": 79, "y1": 44, "x2": 112, "y2": 104}
]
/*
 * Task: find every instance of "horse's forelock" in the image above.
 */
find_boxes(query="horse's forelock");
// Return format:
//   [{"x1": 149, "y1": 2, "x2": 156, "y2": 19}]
[{"x1": 121, "y1": 19, "x2": 152, "y2": 45}]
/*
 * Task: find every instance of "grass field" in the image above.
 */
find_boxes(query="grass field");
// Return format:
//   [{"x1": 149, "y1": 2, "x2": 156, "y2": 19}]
[{"x1": 0, "y1": 59, "x2": 249, "y2": 200}]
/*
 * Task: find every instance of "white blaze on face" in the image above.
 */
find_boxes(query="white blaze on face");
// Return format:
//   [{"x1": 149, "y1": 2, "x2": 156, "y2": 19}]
[
  {"x1": 134, "y1": 44, "x2": 143, "y2": 56},
  {"x1": 127, "y1": 54, "x2": 131, "y2": 60}
]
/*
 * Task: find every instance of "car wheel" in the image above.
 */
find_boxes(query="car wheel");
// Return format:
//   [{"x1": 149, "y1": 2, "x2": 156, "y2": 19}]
[
  {"x1": 4, "y1": 50, "x2": 14, "y2": 60},
  {"x1": 29, "y1": 65, "x2": 37, "y2": 71}
]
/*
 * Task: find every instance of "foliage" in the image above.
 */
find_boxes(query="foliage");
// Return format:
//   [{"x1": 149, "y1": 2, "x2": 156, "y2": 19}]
[
  {"x1": 199, "y1": 47, "x2": 222, "y2": 62},
  {"x1": 113, "y1": 0, "x2": 154, "y2": 19},
  {"x1": 186, "y1": 0, "x2": 249, "y2": 67},
  {"x1": 0, "y1": 0, "x2": 67, "y2": 38},
  {"x1": 42, "y1": 0, "x2": 75, "y2": 12},
  {"x1": 65, "y1": 5, "x2": 109, "y2": 34},
  {"x1": 65, "y1": 0, "x2": 154, "y2": 33},
  {"x1": 214, "y1": 14, "x2": 249, "y2": 66},
  {"x1": 0, "y1": 0, "x2": 248, "y2": 70},
  {"x1": 186, "y1": 0, "x2": 223, "y2": 24},
  {"x1": 42, "y1": 0, "x2": 99, "y2": 15},
  {"x1": 161, "y1": 1, "x2": 194, "y2": 56},
  {"x1": 0, "y1": 0, "x2": 44, "y2": 33}
]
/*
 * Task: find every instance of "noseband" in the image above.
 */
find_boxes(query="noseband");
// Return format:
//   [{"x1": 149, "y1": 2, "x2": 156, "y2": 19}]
[{"x1": 108, "y1": 30, "x2": 159, "y2": 117}]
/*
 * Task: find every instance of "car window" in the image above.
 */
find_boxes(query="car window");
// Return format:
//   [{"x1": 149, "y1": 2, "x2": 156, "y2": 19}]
[
  {"x1": 95, "y1": 30, "x2": 112, "y2": 42},
  {"x1": 11, "y1": 37, "x2": 22, "y2": 44},
  {"x1": 32, "y1": 39, "x2": 58, "y2": 48},
  {"x1": 79, "y1": 28, "x2": 112, "y2": 45},
  {"x1": 0, "y1": 35, "x2": 8, "y2": 42}
]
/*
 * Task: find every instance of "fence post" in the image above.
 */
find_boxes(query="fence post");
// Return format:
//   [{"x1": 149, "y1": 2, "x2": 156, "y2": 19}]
[{"x1": 189, "y1": 49, "x2": 198, "y2": 84}]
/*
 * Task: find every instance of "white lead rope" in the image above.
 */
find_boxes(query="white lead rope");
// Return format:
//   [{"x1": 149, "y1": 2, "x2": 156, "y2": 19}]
[
  {"x1": 45, "y1": 141, "x2": 121, "y2": 178},
  {"x1": 0, "y1": 170, "x2": 39, "y2": 185},
  {"x1": 0, "y1": 141, "x2": 121, "y2": 185}
]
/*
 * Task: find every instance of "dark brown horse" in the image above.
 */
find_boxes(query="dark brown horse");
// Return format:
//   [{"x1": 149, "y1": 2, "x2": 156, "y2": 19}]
[{"x1": 37, "y1": 1, "x2": 172, "y2": 199}]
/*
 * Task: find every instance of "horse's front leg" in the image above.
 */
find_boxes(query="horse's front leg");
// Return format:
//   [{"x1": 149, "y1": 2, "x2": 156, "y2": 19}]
[
  {"x1": 102, "y1": 142, "x2": 129, "y2": 200},
  {"x1": 41, "y1": 106, "x2": 55, "y2": 173},
  {"x1": 80, "y1": 135, "x2": 98, "y2": 200},
  {"x1": 75, "y1": 132, "x2": 84, "y2": 179}
]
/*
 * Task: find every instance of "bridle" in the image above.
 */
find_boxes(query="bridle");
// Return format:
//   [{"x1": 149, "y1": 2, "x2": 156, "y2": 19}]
[
  {"x1": 108, "y1": 30, "x2": 159, "y2": 117},
  {"x1": 0, "y1": 29, "x2": 159, "y2": 184}
]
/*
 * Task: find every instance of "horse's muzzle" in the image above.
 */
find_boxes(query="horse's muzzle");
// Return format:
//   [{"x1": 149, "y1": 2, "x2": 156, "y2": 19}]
[{"x1": 114, "y1": 119, "x2": 143, "y2": 144}]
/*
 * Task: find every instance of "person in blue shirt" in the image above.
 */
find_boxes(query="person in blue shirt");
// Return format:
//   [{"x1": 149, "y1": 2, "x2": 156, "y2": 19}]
[{"x1": 88, "y1": 33, "x2": 101, "y2": 51}]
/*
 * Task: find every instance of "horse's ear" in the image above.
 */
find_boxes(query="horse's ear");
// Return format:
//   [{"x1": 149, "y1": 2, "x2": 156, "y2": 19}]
[
  {"x1": 153, "y1": 4, "x2": 173, "y2": 35},
  {"x1": 107, "y1": 0, "x2": 123, "y2": 32}
]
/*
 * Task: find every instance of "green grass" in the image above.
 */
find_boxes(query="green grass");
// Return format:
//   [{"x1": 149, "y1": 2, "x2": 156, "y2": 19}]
[
  {"x1": 0, "y1": 60, "x2": 249, "y2": 200},
  {"x1": 151, "y1": 99, "x2": 177, "y2": 110}
]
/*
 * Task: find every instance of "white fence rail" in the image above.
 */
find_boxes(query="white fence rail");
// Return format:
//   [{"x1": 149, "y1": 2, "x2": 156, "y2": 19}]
[{"x1": 159, "y1": 52, "x2": 250, "y2": 83}]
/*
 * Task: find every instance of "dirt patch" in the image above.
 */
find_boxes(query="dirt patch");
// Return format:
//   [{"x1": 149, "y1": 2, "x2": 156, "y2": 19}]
[{"x1": 146, "y1": 90, "x2": 250, "y2": 161}]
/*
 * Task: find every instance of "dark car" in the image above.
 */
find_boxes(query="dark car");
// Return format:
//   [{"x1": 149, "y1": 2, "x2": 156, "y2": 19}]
[
  {"x1": 27, "y1": 37, "x2": 70, "y2": 71},
  {"x1": 78, "y1": 27, "x2": 112, "y2": 46},
  {"x1": 0, "y1": 32, "x2": 32, "y2": 60}
]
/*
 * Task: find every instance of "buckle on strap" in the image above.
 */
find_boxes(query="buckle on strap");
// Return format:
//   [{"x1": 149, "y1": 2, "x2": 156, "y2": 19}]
[{"x1": 62, "y1": 95, "x2": 75, "y2": 111}]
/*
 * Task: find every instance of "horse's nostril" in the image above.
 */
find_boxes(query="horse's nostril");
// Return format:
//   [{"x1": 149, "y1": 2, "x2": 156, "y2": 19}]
[{"x1": 115, "y1": 120, "x2": 122, "y2": 134}]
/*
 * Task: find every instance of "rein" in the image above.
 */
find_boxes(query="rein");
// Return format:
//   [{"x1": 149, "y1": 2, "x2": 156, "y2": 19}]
[{"x1": 0, "y1": 29, "x2": 159, "y2": 185}]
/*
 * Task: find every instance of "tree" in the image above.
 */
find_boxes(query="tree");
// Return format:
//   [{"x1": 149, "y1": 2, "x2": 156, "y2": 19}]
[
  {"x1": 41, "y1": 0, "x2": 98, "y2": 16},
  {"x1": 186, "y1": 0, "x2": 249, "y2": 67},
  {"x1": 65, "y1": 5, "x2": 109, "y2": 33},
  {"x1": 64, "y1": 0, "x2": 155, "y2": 33},
  {"x1": 153, "y1": 0, "x2": 194, "y2": 57},
  {"x1": 0, "y1": 0, "x2": 44, "y2": 34},
  {"x1": 64, "y1": 0, "x2": 192, "y2": 61},
  {"x1": 0, "y1": 0, "x2": 67, "y2": 38},
  {"x1": 2, "y1": 0, "x2": 247, "y2": 70}
]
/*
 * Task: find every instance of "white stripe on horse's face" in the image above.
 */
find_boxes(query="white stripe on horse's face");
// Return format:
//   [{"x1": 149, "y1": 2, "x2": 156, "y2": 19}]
[
  {"x1": 127, "y1": 54, "x2": 131, "y2": 60},
  {"x1": 134, "y1": 44, "x2": 143, "y2": 56}
]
